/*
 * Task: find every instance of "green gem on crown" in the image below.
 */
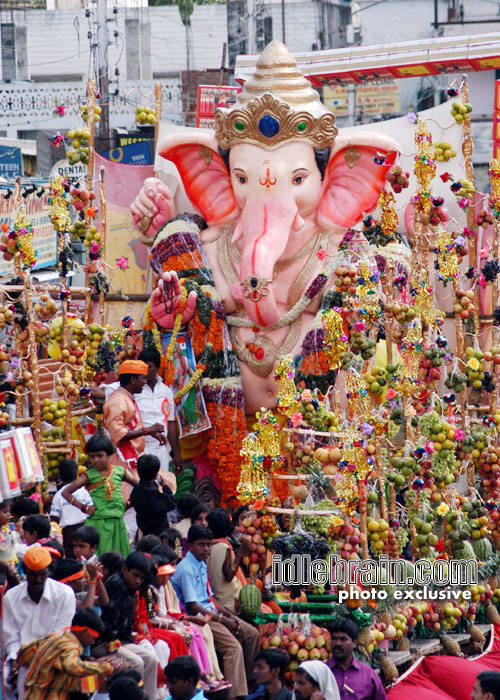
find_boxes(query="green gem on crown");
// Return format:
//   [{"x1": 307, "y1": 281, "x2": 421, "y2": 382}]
[
  {"x1": 235, "y1": 121, "x2": 245, "y2": 131},
  {"x1": 297, "y1": 121, "x2": 307, "y2": 133}
]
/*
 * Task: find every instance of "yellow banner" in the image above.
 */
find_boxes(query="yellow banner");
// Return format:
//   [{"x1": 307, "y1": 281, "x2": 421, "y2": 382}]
[{"x1": 324, "y1": 79, "x2": 400, "y2": 118}]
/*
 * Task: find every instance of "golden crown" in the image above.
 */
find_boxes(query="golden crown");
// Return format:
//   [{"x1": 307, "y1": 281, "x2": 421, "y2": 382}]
[
  {"x1": 214, "y1": 40, "x2": 337, "y2": 151},
  {"x1": 214, "y1": 94, "x2": 337, "y2": 150}
]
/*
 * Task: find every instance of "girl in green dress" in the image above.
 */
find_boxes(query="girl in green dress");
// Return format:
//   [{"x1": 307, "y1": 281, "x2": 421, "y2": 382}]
[{"x1": 62, "y1": 433, "x2": 138, "y2": 556}]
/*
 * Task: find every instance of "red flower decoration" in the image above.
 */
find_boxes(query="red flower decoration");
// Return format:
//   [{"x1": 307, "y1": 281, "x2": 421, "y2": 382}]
[
  {"x1": 1, "y1": 223, "x2": 8, "y2": 233},
  {"x1": 440, "y1": 173, "x2": 452, "y2": 183},
  {"x1": 316, "y1": 248, "x2": 327, "y2": 261}
]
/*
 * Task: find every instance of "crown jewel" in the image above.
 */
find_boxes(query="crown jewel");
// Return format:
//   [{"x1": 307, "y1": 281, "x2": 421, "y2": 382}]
[{"x1": 214, "y1": 41, "x2": 337, "y2": 150}]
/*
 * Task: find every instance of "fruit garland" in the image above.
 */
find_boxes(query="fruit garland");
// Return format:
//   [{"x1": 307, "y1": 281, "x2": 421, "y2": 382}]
[
  {"x1": 5, "y1": 210, "x2": 38, "y2": 269},
  {"x1": 144, "y1": 214, "x2": 247, "y2": 504}
]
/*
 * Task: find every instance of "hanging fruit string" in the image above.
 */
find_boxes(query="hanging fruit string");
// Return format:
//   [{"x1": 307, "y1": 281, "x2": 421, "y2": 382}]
[{"x1": 12, "y1": 209, "x2": 37, "y2": 270}]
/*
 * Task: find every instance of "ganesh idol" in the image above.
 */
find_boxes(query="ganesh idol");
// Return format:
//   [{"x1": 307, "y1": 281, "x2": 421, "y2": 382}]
[{"x1": 130, "y1": 41, "x2": 401, "y2": 502}]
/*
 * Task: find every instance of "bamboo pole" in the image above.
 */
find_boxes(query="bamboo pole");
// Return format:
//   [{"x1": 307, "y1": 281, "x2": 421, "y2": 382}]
[
  {"x1": 86, "y1": 78, "x2": 96, "y2": 193},
  {"x1": 98, "y1": 166, "x2": 106, "y2": 325},
  {"x1": 12, "y1": 177, "x2": 24, "y2": 420},
  {"x1": 154, "y1": 82, "x2": 162, "y2": 170},
  {"x1": 266, "y1": 506, "x2": 339, "y2": 516},
  {"x1": 384, "y1": 263, "x2": 394, "y2": 366},
  {"x1": 452, "y1": 278, "x2": 467, "y2": 426},
  {"x1": 375, "y1": 446, "x2": 388, "y2": 521},
  {"x1": 358, "y1": 480, "x2": 369, "y2": 560},
  {"x1": 22, "y1": 270, "x2": 45, "y2": 492},
  {"x1": 388, "y1": 482, "x2": 397, "y2": 520},
  {"x1": 84, "y1": 289, "x2": 93, "y2": 326},
  {"x1": 85, "y1": 77, "x2": 96, "y2": 291},
  {"x1": 0, "y1": 285, "x2": 91, "y2": 295},
  {"x1": 461, "y1": 75, "x2": 480, "y2": 339}
]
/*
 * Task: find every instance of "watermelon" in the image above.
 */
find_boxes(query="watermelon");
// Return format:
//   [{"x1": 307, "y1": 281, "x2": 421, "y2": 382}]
[
  {"x1": 472, "y1": 537, "x2": 493, "y2": 562},
  {"x1": 451, "y1": 540, "x2": 476, "y2": 561},
  {"x1": 239, "y1": 583, "x2": 262, "y2": 617}
]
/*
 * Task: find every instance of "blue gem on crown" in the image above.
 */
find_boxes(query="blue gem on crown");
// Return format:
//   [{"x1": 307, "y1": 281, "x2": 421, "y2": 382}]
[{"x1": 258, "y1": 114, "x2": 280, "y2": 138}]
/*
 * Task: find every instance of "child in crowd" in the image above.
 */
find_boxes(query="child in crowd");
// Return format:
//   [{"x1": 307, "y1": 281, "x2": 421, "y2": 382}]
[
  {"x1": 136, "y1": 534, "x2": 162, "y2": 553},
  {"x1": 40, "y1": 538, "x2": 64, "y2": 565},
  {"x1": 16, "y1": 513, "x2": 51, "y2": 560},
  {"x1": 62, "y1": 434, "x2": 138, "y2": 556},
  {"x1": 22, "y1": 513, "x2": 51, "y2": 545},
  {"x1": 108, "y1": 671, "x2": 148, "y2": 700},
  {"x1": 72, "y1": 525, "x2": 100, "y2": 563},
  {"x1": 175, "y1": 494, "x2": 200, "y2": 539},
  {"x1": 164, "y1": 655, "x2": 206, "y2": 700},
  {"x1": 100, "y1": 551, "x2": 158, "y2": 700},
  {"x1": 98, "y1": 551, "x2": 124, "y2": 583},
  {"x1": 0, "y1": 500, "x2": 17, "y2": 568},
  {"x1": 133, "y1": 558, "x2": 190, "y2": 667},
  {"x1": 10, "y1": 498, "x2": 40, "y2": 523},
  {"x1": 191, "y1": 503, "x2": 213, "y2": 528},
  {"x1": 50, "y1": 458, "x2": 93, "y2": 557},
  {"x1": 152, "y1": 557, "x2": 229, "y2": 692},
  {"x1": 52, "y1": 557, "x2": 109, "y2": 610},
  {"x1": 161, "y1": 528, "x2": 184, "y2": 559},
  {"x1": 130, "y1": 454, "x2": 176, "y2": 537}
]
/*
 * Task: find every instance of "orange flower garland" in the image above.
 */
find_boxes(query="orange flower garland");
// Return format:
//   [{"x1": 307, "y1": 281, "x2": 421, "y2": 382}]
[{"x1": 205, "y1": 400, "x2": 247, "y2": 503}]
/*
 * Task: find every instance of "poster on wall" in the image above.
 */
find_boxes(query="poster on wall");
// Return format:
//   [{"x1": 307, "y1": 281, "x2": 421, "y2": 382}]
[
  {"x1": 323, "y1": 80, "x2": 401, "y2": 118},
  {"x1": 0, "y1": 188, "x2": 57, "y2": 274},
  {"x1": 196, "y1": 85, "x2": 242, "y2": 129}
]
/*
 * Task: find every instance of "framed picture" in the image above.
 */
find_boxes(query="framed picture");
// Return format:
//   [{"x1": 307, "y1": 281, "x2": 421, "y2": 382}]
[
  {"x1": 0, "y1": 438, "x2": 21, "y2": 498},
  {"x1": 161, "y1": 330, "x2": 211, "y2": 438},
  {"x1": 12, "y1": 428, "x2": 44, "y2": 486}
]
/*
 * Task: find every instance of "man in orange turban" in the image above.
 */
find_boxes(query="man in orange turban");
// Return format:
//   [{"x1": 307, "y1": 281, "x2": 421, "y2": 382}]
[
  {"x1": 103, "y1": 359, "x2": 166, "y2": 471},
  {"x1": 102, "y1": 359, "x2": 168, "y2": 542}
]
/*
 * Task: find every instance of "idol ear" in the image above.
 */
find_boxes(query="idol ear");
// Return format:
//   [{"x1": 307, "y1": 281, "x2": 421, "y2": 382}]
[
  {"x1": 159, "y1": 132, "x2": 240, "y2": 225},
  {"x1": 316, "y1": 133, "x2": 400, "y2": 230}
]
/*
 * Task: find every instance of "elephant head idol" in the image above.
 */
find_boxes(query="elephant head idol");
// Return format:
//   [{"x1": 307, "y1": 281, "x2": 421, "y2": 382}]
[{"x1": 131, "y1": 40, "x2": 401, "y2": 500}]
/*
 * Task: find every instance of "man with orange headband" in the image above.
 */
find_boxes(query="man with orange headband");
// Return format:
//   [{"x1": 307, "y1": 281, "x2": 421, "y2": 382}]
[
  {"x1": 17, "y1": 608, "x2": 114, "y2": 700},
  {"x1": 103, "y1": 359, "x2": 165, "y2": 471},
  {"x1": 3, "y1": 546, "x2": 76, "y2": 700}
]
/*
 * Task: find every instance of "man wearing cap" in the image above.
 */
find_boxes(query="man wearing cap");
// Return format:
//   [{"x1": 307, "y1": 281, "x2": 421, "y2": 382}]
[
  {"x1": 103, "y1": 359, "x2": 166, "y2": 471},
  {"x1": 17, "y1": 608, "x2": 114, "y2": 700},
  {"x1": 3, "y1": 546, "x2": 76, "y2": 700}
]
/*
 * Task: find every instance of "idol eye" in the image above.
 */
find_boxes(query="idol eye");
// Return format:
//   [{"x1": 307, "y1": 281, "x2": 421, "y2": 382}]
[
  {"x1": 235, "y1": 174, "x2": 247, "y2": 184},
  {"x1": 293, "y1": 173, "x2": 307, "y2": 185}
]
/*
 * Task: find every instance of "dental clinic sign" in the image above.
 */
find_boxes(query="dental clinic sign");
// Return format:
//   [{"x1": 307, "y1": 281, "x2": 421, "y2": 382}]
[{"x1": 0, "y1": 145, "x2": 22, "y2": 179}]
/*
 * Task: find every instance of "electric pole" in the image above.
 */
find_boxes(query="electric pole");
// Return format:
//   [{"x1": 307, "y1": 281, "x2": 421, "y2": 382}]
[{"x1": 97, "y1": 0, "x2": 110, "y2": 153}]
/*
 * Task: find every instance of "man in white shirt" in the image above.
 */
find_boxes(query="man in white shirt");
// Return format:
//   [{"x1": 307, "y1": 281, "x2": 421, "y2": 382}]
[
  {"x1": 3, "y1": 546, "x2": 76, "y2": 700},
  {"x1": 136, "y1": 348, "x2": 182, "y2": 478},
  {"x1": 49, "y1": 458, "x2": 94, "y2": 557}
]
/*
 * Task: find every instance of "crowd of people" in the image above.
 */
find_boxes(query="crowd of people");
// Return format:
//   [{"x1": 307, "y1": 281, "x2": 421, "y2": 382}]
[{"x1": 3, "y1": 356, "x2": 499, "y2": 700}]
